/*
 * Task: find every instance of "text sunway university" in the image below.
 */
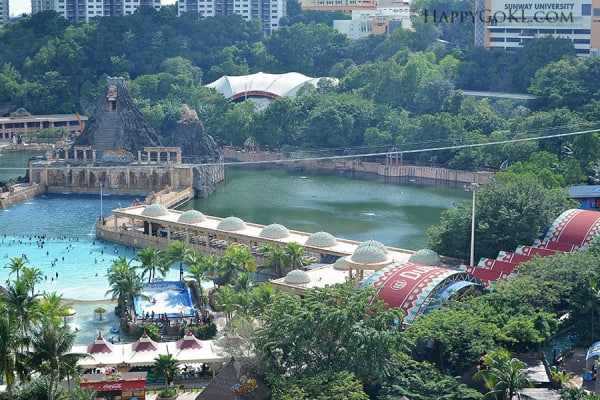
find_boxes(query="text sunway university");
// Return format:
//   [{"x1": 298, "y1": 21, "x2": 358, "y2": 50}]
[{"x1": 504, "y1": 3, "x2": 575, "y2": 10}]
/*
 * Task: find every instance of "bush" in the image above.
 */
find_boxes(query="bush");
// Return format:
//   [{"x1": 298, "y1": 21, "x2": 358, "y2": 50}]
[
  {"x1": 157, "y1": 388, "x2": 177, "y2": 398},
  {"x1": 181, "y1": 323, "x2": 217, "y2": 340}
]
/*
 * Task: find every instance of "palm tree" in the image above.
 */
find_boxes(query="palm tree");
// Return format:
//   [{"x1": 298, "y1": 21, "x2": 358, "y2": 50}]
[
  {"x1": 165, "y1": 240, "x2": 192, "y2": 281},
  {"x1": 474, "y1": 349, "x2": 532, "y2": 400},
  {"x1": 136, "y1": 247, "x2": 169, "y2": 283},
  {"x1": 21, "y1": 266, "x2": 44, "y2": 297},
  {"x1": 0, "y1": 306, "x2": 20, "y2": 396},
  {"x1": 5, "y1": 256, "x2": 28, "y2": 281},
  {"x1": 249, "y1": 283, "x2": 277, "y2": 318},
  {"x1": 260, "y1": 243, "x2": 286, "y2": 278},
  {"x1": 217, "y1": 245, "x2": 257, "y2": 286},
  {"x1": 152, "y1": 353, "x2": 180, "y2": 391},
  {"x1": 284, "y1": 242, "x2": 308, "y2": 272},
  {"x1": 213, "y1": 285, "x2": 237, "y2": 322},
  {"x1": 34, "y1": 292, "x2": 72, "y2": 326},
  {"x1": 2, "y1": 280, "x2": 38, "y2": 348},
  {"x1": 186, "y1": 253, "x2": 217, "y2": 299},
  {"x1": 106, "y1": 256, "x2": 146, "y2": 305},
  {"x1": 28, "y1": 320, "x2": 84, "y2": 400}
]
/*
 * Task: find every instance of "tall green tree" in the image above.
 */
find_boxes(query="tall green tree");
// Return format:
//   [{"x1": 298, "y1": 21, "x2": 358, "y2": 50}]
[
  {"x1": 136, "y1": 247, "x2": 168, "y2": 282},
  {"x1": 251, "y1": 282, "x2": 404, "y2": 393},
  {"x1": 428, "y1": 173, "x2": 577, "y2": 261}
]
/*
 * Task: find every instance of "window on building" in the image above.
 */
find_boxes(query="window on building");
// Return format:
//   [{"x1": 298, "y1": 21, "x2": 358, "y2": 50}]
[
  {"x1": 539, "y1": 29, "x2": 553, "y2": 34},
  {"x1": 576, "y1": 48, "x2": 590, "y2": 54},
  {"x1": 490, "y1": 37, "x2": 504, "y2": 42},
  {"x1": 556, "y1": 29, "x2": 572, "y2": 34},
  {"x1": 594, "y1": 8, "x2": 600, "y2": 16},
  {"x1": 505, "y1": 28, "x2": 520, "y2": 33},
  {"x1": 575, "y1": 29, "x2": 591, "y2": 34},
  {"x1": 583, "y1": 4, "x2": 591, "y2": 15},
  {"x1": 489, "y1": 28, "x2": 504, "y2": 33},
  {"x1": 574, "y1": 38, "x2": 590, "y2": 44}
]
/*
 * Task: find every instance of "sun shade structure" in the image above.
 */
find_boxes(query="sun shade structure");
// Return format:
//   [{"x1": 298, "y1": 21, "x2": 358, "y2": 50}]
[
  {"x1": 131, "y1": 332, "x2": 159, "y2": 352},
  {"x1": 333, "y1": 257, "x2": 349, "y2": 270},
  {"x1": 217, "y1": 216, "x2": 246, "y2": 231},
  {"x1": 178, "y1": 209, "x2": 206, "y2": 224},
  {"x1": 176, "y1": 331, "x2": 203, "y2": 350},
  {"x1": 305, "y1": 231, "x2": 338, "y2": 248},
  {"x1": 540, "y1": 208, "x2": 600, "y2": 249},
  {"x1": 141, "y1": 204, "x2": 168, "y2": 217},
  {"x1": 259, "y1": 223, "x2": 290, "y2": 239},
  {"x1": 361, "y1": 262, "x2": 482, "y2": 326},
  {"x1": 87, "y1": 333, "x2": 114, "y2": 354},
  {"x1": 206, "y1": 72, "x2": 335, "y2": 102}
]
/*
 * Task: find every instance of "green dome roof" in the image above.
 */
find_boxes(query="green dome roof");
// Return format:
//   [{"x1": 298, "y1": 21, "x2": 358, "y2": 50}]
[
  {"x1": 333, "y1": 257, "x2": 348, "y2": 270},
  {"x1": 178, "y1": 210, "x2": 206, "y2": 224},
  {"x1": 259, "y1": 223, "x2": 290, "y2": 239},
  {"x1": 217, "y1": 216, "x2": 246, "y2": 231},
  {"x1": 142, "y1": 204, "x2": 168, "y2": 217},
  {"x1": 408, "y1": 249, "x2": 442, "y2": 266},
  {"x1": 305, "y1": 231, "x2": 337, "y2": 248},
  {"x1": 356, "y1": 240, "x2": 388, "y2": 254},
  {"x1": 284, "y1": 269, "x2": 311, "y2": 284}
]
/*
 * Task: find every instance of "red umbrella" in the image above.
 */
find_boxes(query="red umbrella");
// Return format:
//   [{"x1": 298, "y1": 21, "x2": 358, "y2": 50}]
[{"x1": 87, "y1": 332, "x2": 114, "y2": 354}]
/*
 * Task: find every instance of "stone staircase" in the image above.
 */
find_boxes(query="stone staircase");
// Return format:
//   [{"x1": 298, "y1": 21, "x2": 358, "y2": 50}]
[{"x1": 94, "y1": 111, "x2": 119, "y2": 152}]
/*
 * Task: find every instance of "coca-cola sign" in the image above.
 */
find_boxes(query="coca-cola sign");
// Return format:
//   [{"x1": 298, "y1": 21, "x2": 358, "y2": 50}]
[{"x1": 100, "y1": 382, "x2": 123, "y2": 390}]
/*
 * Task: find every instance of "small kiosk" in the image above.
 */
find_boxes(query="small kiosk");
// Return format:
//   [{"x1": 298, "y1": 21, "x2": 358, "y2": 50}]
[{"x1": 79, "y1": 371, "x2": 147, "y2": 400}]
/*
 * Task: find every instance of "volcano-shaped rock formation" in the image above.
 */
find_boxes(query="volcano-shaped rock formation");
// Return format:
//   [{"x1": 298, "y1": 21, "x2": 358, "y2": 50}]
[
  {"x1": 75, "y1": 77, "x2": 160, "y2": 156},
  {"x1": 167, "y1": 105, "x2": 219, "y2": 164}
]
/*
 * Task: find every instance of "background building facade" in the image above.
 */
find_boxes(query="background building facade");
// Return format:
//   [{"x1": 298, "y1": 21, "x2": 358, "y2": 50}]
[
  {"x1": 0, "y1": 0, "x2": 8, "y2": 26},
  {"x1": 30, "y1": 0, "x2": 161, "y2": 23},
  {"x1": 177, "y1": 0, "x2": 286, "y2": 35},
  {"x1": 475, "y1": 0, "x2": 600, "y2": 56},
  {"x1": 333, "y1": 0, "x2": 411, "y2": 39}
]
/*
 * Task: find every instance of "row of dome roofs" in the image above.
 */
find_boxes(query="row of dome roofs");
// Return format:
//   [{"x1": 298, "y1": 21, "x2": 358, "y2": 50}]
[
  {"x1": 283, "y1": 244, "x2": 443, "y2": 285},
  {"x1": 142, "y1": 206, "x2": 339, "y2": 247}
]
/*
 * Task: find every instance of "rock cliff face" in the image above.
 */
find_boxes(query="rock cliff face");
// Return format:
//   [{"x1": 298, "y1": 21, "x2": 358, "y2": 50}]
[
  {"x1": 167, "y1": 120, "x2": 219, "y2": 164},
  {"x1": 75, "y1": 77, "x2": 160, "y2": 155}
]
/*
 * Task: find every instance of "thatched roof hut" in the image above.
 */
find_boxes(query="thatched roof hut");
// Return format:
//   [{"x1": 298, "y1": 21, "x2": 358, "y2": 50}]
[{"x1": 196, "y1": 357, "x2": 270, "y2": 400}]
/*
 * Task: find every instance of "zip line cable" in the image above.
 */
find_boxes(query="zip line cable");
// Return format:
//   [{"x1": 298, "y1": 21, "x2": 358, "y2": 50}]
[{"x1": 1, "y1": 125, "x2": 599, "y2": 171}]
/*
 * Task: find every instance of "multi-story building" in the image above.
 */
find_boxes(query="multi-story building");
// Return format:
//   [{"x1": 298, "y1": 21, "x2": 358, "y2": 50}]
[
  {"x1": 0, "y1": 0, "x2": 8, "y2": 26},
  {"x1": 178, "y1": 0, "x2": 286, "y2": 35},
  {"x1": 31, "y1": 0, "x2": 161, "y2": 23},
  {"x1": 300, "y1": 0, "x2": 376, "y2": 12},
  {"x1": 474, "y1": 0, "x2": 600, "y2": 56},
  {"x1": 333, "y1": 0, "x2": 411, "y2": 39}
]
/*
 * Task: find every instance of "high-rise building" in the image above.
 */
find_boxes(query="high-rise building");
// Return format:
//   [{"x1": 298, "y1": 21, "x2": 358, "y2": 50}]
[
  {"x1": 32, "y1": 0, "x2": 161, "y2": 23},
  {"x1": 178, "y1": 0, "x2": 286, "y2": 35},
  {"x1": 0, "y1": 0, "x2": 9, "y2": 26},
  {"x1": 474, "y1": 0, "x2": 600, "y2": 56}
]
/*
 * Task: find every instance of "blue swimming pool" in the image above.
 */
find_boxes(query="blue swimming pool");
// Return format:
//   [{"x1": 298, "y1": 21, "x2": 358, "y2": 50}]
[{"x1": 133, "y1": 281, "x2": 196, "y2": 319}]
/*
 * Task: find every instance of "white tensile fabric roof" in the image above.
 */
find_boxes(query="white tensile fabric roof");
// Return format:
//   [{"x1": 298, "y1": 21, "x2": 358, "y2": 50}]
[{"x1": 206, "y1": 72, "x2": 332, "y2": 100}]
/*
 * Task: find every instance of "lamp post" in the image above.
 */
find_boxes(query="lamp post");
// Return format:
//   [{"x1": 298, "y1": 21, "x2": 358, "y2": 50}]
[
  {"x1": 465, "y1": 183, "x2": 480, "y2": 267},
  {"x1": 100, "y1": 181, "x2": 104, "y2": 224}
]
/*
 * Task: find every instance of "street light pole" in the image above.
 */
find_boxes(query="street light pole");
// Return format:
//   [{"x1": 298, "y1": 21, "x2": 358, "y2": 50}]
[{"x1": 467, "y1": 183, "x2": 480, "y2": 267}]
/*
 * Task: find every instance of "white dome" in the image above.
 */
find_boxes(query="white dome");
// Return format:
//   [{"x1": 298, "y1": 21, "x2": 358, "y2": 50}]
[
  {"x1": 217, "y1": 216, "x2": 246, "y2": 231},
  {"x1": 142, "y1": 204, "x2": 168, "y2": 217},
  {"x1": 260, "y1": 223, "x2": 290, "y2": 239},
  {"x1": 178, "y1": 210, "x2": 206, "y2": 224},
  {"x1": 305, "y1": 231, "x2": 337, "y2": 248},
  {"x1": 284, "y1": 269, "x2": 311, "y2": 284},
  {"x1": 408, "y1": 249, "x2": 442, "y2": 266}
]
